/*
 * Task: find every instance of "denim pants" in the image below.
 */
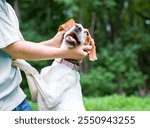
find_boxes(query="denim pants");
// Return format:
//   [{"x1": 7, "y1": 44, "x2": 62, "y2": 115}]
[{"x1": 12, "y1": 99, "x2": 32, "y2": 111}]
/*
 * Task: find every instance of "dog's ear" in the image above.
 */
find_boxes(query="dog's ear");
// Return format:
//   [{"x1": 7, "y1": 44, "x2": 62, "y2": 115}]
[
  {"x1": 89, "y1": 38, "x2": 97, "y2": 61},
  {"x1": 58, "y1": 19, "x2": 75, "y2": 32},
  {"x1": 85, "y1": 30, "x2": 97, "y2": 61}
]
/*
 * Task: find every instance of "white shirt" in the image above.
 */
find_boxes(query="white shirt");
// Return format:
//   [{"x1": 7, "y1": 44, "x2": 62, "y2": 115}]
[{"x1": 0, "y1": 0, "x2": 26, "y2": 110}]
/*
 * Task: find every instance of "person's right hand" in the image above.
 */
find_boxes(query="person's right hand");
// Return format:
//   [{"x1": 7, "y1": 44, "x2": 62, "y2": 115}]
[{"x1": 62, "y1": 45, "x2": 92, "y2": 61}]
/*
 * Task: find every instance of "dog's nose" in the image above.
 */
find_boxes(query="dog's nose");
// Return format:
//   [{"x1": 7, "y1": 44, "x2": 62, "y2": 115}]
[{"x1": 75, "y1": 24, "x2": 82, "y2": 32}]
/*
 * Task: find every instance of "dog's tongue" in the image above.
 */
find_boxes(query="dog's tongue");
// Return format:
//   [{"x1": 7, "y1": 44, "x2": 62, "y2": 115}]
[{"x1": 66, "y1": 35, "x2": 78, "y2": 46}]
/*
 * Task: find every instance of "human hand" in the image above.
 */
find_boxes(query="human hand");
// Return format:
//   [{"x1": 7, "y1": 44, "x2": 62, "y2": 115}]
[
  {"x1": 62, "y1": 45, "x2": 92, "y2": 60},
  {"x1": 52, "y1": 31, "x2": 65, "y2": 47}
]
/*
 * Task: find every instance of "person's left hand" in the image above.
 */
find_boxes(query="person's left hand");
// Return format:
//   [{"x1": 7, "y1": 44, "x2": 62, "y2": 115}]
[{"x1": 52, "y1": 31, "x2": 65, "y2": 47}]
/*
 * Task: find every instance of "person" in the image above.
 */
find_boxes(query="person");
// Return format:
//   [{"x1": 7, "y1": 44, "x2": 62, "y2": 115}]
[{"x1": 0, "y1": 0, "x2": 91, "y2": 111}]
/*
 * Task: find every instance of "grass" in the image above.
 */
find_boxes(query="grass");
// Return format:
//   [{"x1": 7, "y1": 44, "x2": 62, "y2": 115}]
[
  {"x1": 84, "y1": 95, "x2": 150, "y2": 111},
  {"x1": 29, "y1": 94, "x2": 150, "y2": 111}
]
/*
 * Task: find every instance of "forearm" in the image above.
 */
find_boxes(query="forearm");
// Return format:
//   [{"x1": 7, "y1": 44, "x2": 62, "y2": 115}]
[
  {"x1": 2, "y1": 40, "x2": 66, "y2": 60},
  {"x1": 39, "y1": 39, "x2": 60, "y2": 48},
  {"x1": 2, "y1": 38, "x2": 91, "y2": 61}
]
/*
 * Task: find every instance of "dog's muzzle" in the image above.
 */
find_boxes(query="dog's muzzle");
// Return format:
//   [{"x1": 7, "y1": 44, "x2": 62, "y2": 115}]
[{"x1": 65, "y1": 24, "x2": 82, "y2": 47}]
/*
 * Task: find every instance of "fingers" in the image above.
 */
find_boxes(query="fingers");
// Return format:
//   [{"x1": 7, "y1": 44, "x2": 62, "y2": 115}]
[
  {"x1": 79, "y1": 45, "x2": 91, "y2": 59},
  {"x1": 82, "y1": 45, "x2": 92, "y2": 52},
  {"x1": 82, "y1": 45, "x2": 92, "y2": 56},
  {"x1": 62, "y1": 45, "x2": 92, "y2": 60},
  {"x1": 82, "y1": 50, "x2": 88, "y2": 57}
]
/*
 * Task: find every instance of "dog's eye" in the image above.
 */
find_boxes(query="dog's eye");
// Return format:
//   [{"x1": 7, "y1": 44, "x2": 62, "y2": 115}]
[{"x1": 84, "y1": 31, "x2": 89, "y2": 36}]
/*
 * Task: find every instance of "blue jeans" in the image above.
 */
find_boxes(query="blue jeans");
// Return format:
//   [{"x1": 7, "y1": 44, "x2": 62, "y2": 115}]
[{"x1": 12, "y1": 99, "x2": 32, "y2": 111}]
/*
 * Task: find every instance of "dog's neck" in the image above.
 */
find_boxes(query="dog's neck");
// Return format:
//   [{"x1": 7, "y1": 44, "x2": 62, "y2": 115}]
[
  {"x1": 64, "y1": 59, "x2": 80, "y2": 65},
  {"x1": 55, "y1": 42, "x2": 81, "y2": 71},
  {"x1": 54, "y1": 58, "x2": 80, "y2": 71},
  {"x1": 59, "y1": 41, "x2": 82, "y2": 65},
  {"x1": 55, "y1": 58, "x2": 81, "y2": 66}
]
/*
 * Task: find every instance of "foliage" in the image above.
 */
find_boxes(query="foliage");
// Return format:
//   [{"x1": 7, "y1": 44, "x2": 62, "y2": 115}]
[
  {"x1": 29, "y1": 95, "x2": 150, "y2": 111},
  {"x1": 81, "y1": 67, "x2": 116, "y2": 96},
  {"x1": 81, "y1": 39, "x2": 148, "y2": 96}
]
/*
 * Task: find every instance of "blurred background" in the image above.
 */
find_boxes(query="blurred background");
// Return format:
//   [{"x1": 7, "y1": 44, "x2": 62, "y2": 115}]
[{"x1": 8, "y1": 0, "x2": 150, "y2": 110}]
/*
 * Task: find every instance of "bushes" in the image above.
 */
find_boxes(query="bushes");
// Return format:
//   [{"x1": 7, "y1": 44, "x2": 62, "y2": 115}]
[
  {"x1": 81, "y1": 67, "x2": 116, "y2": 96},
  {"x1": 81, "y1": 40, "x2": 148, "y2": 96}
]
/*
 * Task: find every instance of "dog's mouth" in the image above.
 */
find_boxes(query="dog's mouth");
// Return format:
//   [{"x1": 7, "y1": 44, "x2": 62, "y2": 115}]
[{"x1": 65, "y1": 32, "x2": 80, "y2": 47}]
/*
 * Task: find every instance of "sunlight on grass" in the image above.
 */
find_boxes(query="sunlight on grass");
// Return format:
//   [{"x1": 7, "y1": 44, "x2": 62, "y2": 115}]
[{"x1": 29, "y1": 95, "x2": 150, "y2": 111}]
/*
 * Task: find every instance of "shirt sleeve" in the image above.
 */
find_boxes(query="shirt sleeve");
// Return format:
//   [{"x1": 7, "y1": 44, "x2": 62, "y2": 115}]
[{"x1": 0, "y1": 3, "x2": 23, "y2": 49}]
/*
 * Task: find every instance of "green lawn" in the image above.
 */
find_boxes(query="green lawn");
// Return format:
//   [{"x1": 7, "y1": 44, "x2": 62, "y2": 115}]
[{"x1": 29, "y1": 95, "x2": 150, "y2": 111}]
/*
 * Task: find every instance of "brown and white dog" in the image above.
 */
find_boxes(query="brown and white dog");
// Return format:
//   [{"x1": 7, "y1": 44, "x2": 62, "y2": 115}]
[
  {"x1": 37, "y1": 19, "x2": 97, "y2": 111},
  {"x1": 12, "y1": 19, "x2": 97, "y2": 111}
]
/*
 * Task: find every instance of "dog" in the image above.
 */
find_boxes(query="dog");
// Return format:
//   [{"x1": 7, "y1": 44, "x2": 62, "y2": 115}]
[
  {"x1": 37, "y1": 19, "x2": 97, "y2": 111},
  {"x1": 12, "y1": 19, "x2": 97, "y2": 111}
]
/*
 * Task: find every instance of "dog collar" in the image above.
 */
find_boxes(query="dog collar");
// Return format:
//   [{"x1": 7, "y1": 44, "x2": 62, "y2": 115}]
[{"x1": 55, "y1": 59, "x2": 80, "y2": 71}]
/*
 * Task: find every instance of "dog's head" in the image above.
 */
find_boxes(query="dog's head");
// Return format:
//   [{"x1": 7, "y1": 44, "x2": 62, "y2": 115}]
[
  {"x1": 59, "y1": 19, "x2": 97, "y2": 61},
  {"x1": 64, "y1": 24, "x2": 88, "y2": 48}
]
